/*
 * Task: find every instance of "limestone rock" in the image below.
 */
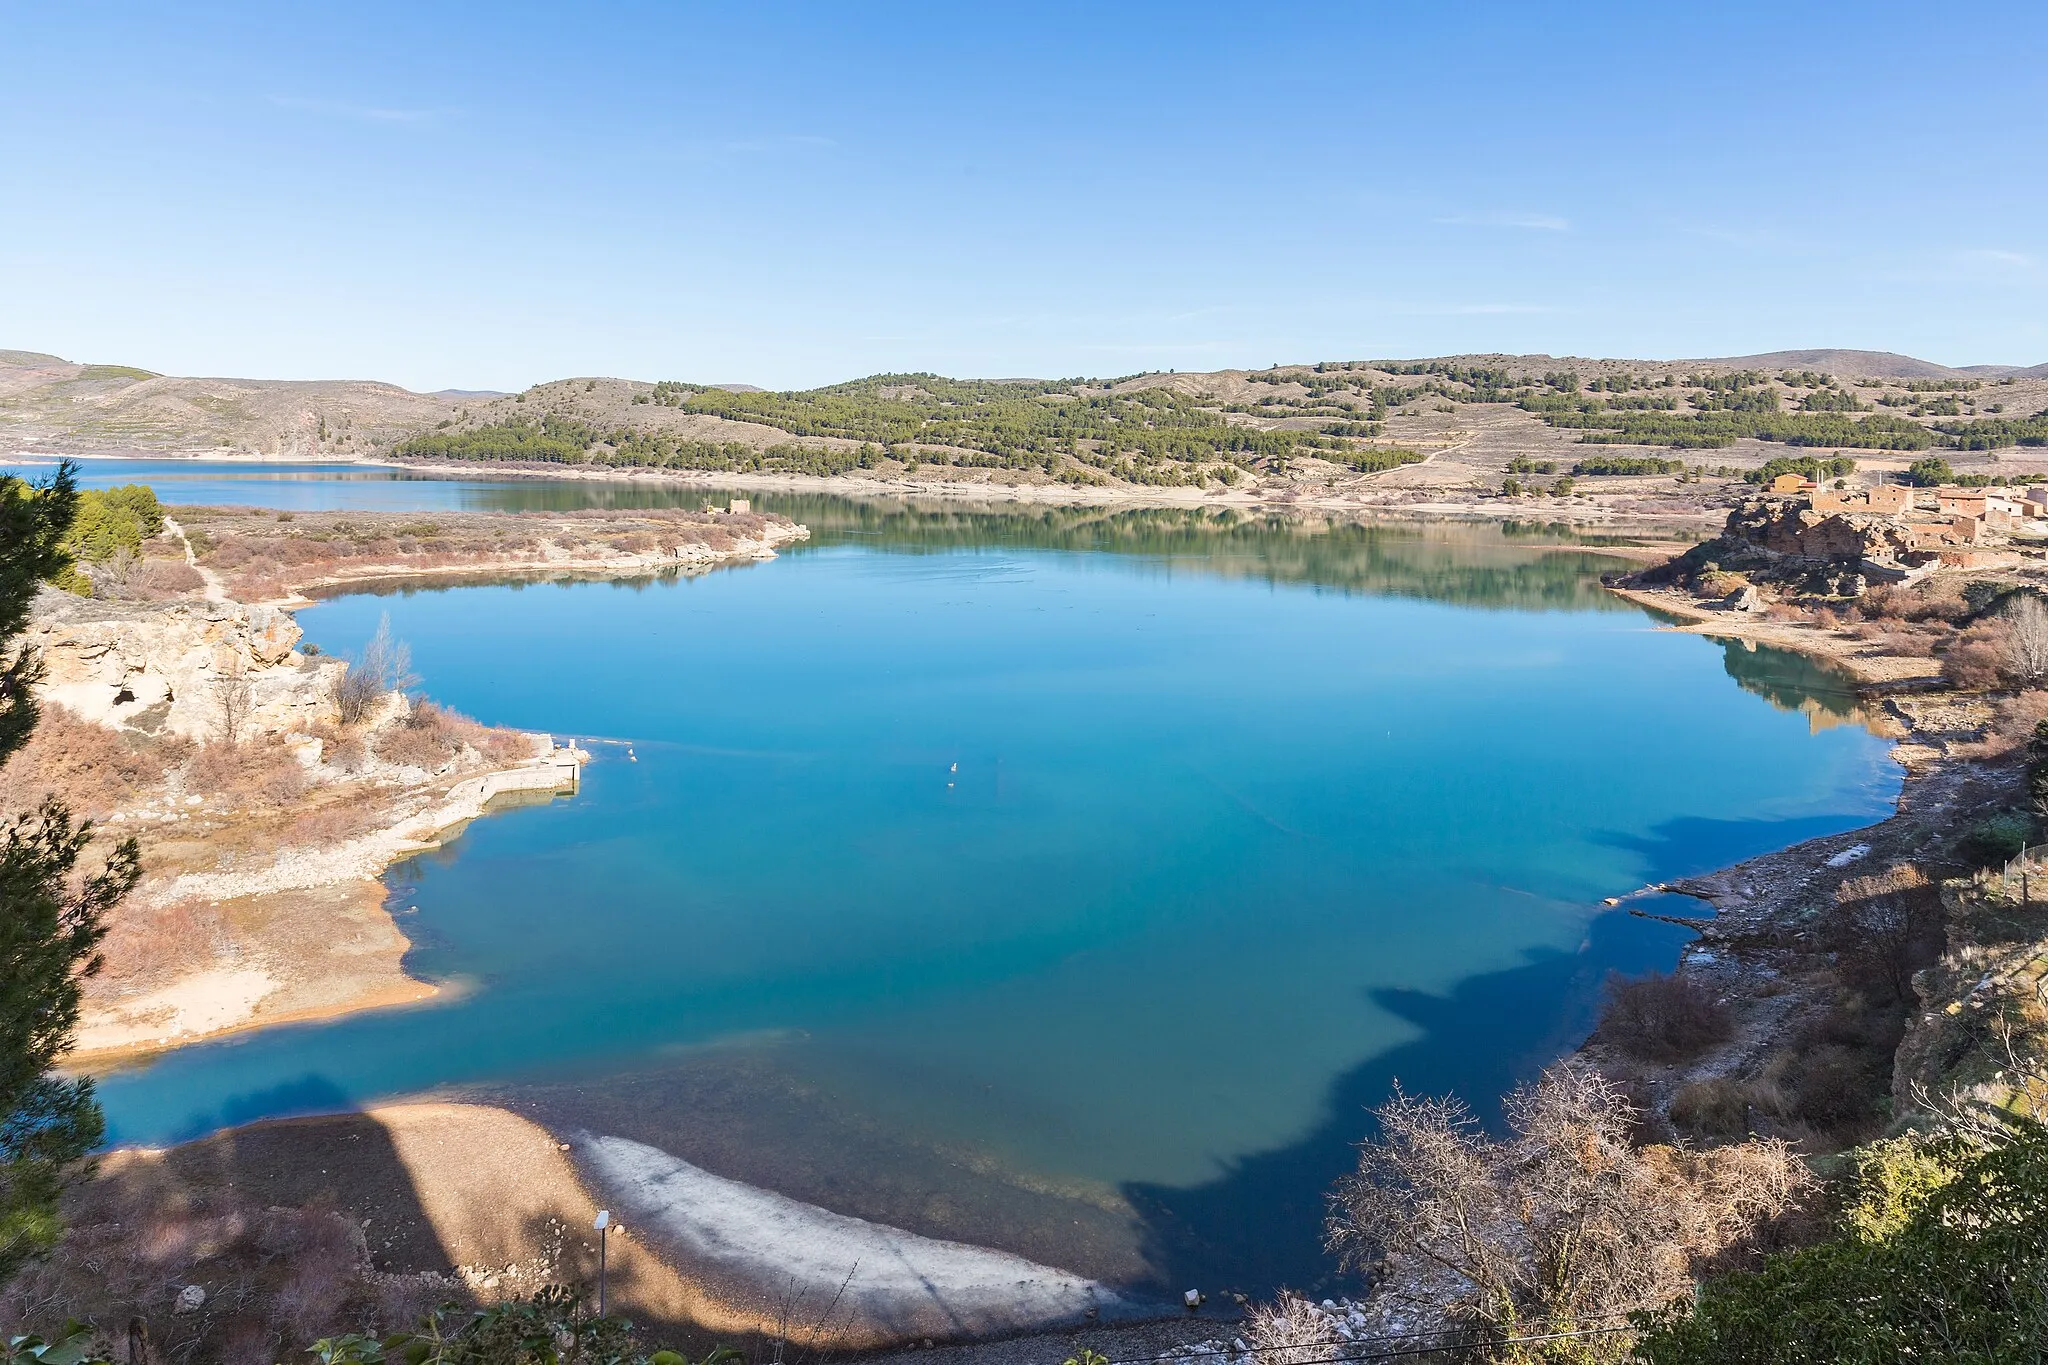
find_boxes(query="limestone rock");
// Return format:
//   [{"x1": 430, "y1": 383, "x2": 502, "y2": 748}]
[{"x1": 22, "y1": 588, "x2": 343, "y2": 740}]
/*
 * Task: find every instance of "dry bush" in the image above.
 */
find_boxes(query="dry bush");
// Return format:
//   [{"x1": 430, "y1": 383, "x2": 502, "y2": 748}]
[
  {"x1": 206, "y1": 535, "x2": 257, "y2": 568},
  {"x1": 1869, "y1": 579, "x2": 1970, "y2": 624},
  {"x1": 1823, "y1": 864, "x2": 1943, "y2": 1002},
  {"x1": 1943, "y1": 628, "x2": 2009, "y2": 690},
  {"x1": 373, "y1": 701, "x2": 462, "y2": 772},
  {"x1": 93, "y1": 554, "x2": 206, "y2": 601},
  {"x1": 228, "y1": 571, "x2": 287, "y2": 601},
  {"x1": 373, "y1": 701, "x2": 531, "y2": 772},
  {"x1": 1327, "y1": 1066, "x2": 1810, "y2": 1348},
  {"x1": 2005, "y1": 593, "x2": 2048, "y2": 686},
  {"x1": 1694, "y1": 571, "x2": 1747, "y2": 598},
  {"x1": 1244, "y1": 1291, "x2": 1342, "y2": 1365},
  {"x1": 1669, "y1": 1076, "x2": 1791, "y2": 1140},
  {"x1": 1878, "y1": 627, "x2": 1939, "y2": 658},
  {"x1": 185, "y1": 736, "x2": 308, "y2": 808},
  {"x1": 331, "y1": 615, "x2": 417, "y2": 727},
  {"x1": 282, "y1": 800, "x2": 379, "y2": 847},
  {"x1": 1964, "y1": 689, "x2": 2048, "y2": 757},
  {"x1": 1782, "y1": 1044, "x2": 1883, "y2": 1129},
  {"x1": 0, "y1": 704, "x2": 175, "y2": 817},
  {"x1": 1598, "y1": 971, "x2": 1734, "y2": 1063},
  {"x1": 92, "y1": 896, "x2": 230, "y2": 992}
]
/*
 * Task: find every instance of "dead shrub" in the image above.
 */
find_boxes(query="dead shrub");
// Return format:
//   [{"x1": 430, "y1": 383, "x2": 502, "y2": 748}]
[
  {"x1": 374, "y1": 702, "x2": 461, "y2": 772},
  {"x1": 1821, "y1": 863, "x2": 1943, "y2": 1002},
  {"x1": 1942, "y1": 634, "x2": 2007, "y2": 690},
  {"x1": 92, "y1": 897, "x2": 230, "y2": 995},
  {"x1": 1879, "y1": 627, "x2": 1938, "y2": 658},
  {"x1": 95, "y1": 555, "x2": 206, "y2": 601},
  {"x1": 1327, "y1": 1066, "x2": 1811, "y2": 1345},
  {"x1": 0, "y1": 1180, "x2": 393, "y2": 1365},
  {"x1": 1599, "y1": 970, "x2": 1734, "y2": 1063},
  {"x1": 185, "y1": 736, "x2": 307, "y2": 808},
  {"x1": 282, "y1": 801, "x2": 378, "y2": 847},
  {"x1": 1244, "y1": 1291, "x2": 1342, "y2": 1365},
  {"x1": 1783, "y1": 1044, "x2": 1881, "y2": 1128},
  {"x1": 0, "y1": 705, "x2": 174, "y2": 817},
  {"x1": 207, "y1": 536, "x2": 257, "y2": 568},
  {"x1": 1964, "y1": 689, "x2": 2048, "y2": 757},
  {"x1": 1694, "y1": 571, "x2": 1747, "y2": 598}
]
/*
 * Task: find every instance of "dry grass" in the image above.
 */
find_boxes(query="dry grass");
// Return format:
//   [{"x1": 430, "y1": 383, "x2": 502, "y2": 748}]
[
  {"x1": 92, "y1": 896, "x2": 233, "y2": 995},
  {"x1": 186, "y1": 736, "x2": 308, "y2": 809}
]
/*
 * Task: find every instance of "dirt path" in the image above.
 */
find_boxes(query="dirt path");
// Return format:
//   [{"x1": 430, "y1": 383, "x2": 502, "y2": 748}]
[{"x1": 161, "y1": 515, "x2": 228, "y2": 603}]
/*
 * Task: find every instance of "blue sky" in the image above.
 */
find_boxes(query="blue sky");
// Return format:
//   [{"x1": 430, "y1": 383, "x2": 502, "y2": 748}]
[{"x1": 3, "y1": 2, "x2": 2044, "y2": 391}]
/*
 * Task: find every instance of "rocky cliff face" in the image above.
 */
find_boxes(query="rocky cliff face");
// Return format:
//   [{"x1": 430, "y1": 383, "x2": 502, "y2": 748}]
[
  {"x1": 21, "y1": 588, "x2": 342, "y2": 740},
  {"x1": 1717, "y1": 498, "x2": 1922, "y2": 565}
]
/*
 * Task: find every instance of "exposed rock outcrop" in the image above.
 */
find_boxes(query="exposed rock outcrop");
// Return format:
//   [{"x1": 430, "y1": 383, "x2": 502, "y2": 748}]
[
  {"x1": 1632, "y1": 497, "x2": 1937, "y2": 598},
  {"x1": 19, "y1": 587, "x2": 341, "y2": 740}
]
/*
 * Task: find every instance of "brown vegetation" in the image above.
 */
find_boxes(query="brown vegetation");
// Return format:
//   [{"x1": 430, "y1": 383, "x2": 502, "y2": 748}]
[
  {"x1": 0, "y1": 705, "x2": 182, "y2": 819},
  {"x1": 1596, "y1": 971, "x2": 1733, "y2": 1063},
  {"x1": 1325, "y1": 1066, "x2": 1809, "y2": 1355},
  {"x1": 181, "y1": 505, "x2": 786, "y2": 601}
]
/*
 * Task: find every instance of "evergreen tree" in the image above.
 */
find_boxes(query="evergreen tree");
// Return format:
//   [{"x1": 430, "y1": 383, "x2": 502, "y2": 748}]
[{"x1": 0, "y1": 461, "x2": 140, "y2": 1285}]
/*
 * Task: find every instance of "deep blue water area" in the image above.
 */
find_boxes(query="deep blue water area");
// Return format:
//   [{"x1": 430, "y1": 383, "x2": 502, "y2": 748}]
[{"x1": 40, "y1": 461, "x2": 1899, "y2": 1293}]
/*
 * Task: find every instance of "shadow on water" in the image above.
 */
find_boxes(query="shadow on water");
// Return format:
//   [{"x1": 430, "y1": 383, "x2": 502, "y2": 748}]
[
  {"x1": 1120, "y1": 908, "x2": 1697, "y2": 1296},
  {"x1": 1592, "y1": 810, "x2": 1877, "y2": 885},
  {"x1": 156, "y1": 1073, "x2": 356, "y2": 1144}
]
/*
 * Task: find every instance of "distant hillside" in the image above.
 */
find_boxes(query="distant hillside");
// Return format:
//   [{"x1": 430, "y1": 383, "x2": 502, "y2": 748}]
[
  {"x1": 0, "y1": 350, "x2": 466, "y2": 457},
  {"x1": 1692, "y1": 349, "x2": 1973, "y2": 380},
  {"x1": 390, "y1": 354, "x2": 2048, "y2": 497},
  {"x1": 7, "y1": 347, "x2": 2047, "y2": 493}
]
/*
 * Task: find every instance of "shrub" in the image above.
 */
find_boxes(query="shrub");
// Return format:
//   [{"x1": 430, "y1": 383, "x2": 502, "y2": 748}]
[
  {"x1": 329, "y1": 615, "x2": 416, "y2": 727},
  {"x1": 1695, "y1": 570, "x2": 1747, "y2": 598},
  {"x1": 1599, "y1": 971, "x2": 1734, "y2": 1063},
  {"x1": 1958, "y1": 811, "x2": 2032, "y2": 865},
  {"x1": 1669, "y1": 1078, "x2": 1752, "y2": 1139},
  {"x1": 1784, "y1": 1044, "x2": 1881, "y2": 1127},
  {"x1": 1943, "y1": 636, "x2": 2007, "y2": 690},
  {"x1": 1329, "y1": 1066, "x2": 1810, "y2": 1348},
  {"x1": 1244, "y1": 1291, "x2": 1343, "y2": 1365},
  {"x1": 1635, "y1": 1127, "x2": 2048, "y2": 1363}
]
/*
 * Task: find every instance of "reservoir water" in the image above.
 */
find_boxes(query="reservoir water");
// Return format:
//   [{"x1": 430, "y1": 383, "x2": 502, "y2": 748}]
[{"x1": 17, "y1": 459, "x2": 1898, "y2": 1293}]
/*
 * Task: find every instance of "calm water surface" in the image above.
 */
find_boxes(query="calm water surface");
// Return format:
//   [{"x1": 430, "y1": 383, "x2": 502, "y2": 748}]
[{"x1": 44, "y1": 460, "x2": 1897, "y2": 1292}]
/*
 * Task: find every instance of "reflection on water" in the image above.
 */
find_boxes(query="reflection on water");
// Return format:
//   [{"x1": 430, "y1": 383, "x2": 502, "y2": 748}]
[
  {"x1": 1715, "y1": 637, "x2": 1870, "y2": 732},
  {"x1": 2, "y1": 457, "x2": 1647, "y2": 612}
]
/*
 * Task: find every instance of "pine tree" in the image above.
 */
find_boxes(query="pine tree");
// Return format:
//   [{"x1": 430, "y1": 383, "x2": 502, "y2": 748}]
[{"x1": 0, "y1": 461, "x2": 140, "y2": 1284}]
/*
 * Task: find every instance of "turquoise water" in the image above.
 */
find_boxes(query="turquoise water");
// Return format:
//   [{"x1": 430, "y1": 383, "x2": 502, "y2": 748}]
[{"x1": 52, "y1": 462, "x2": 1899, "y2": 1292}]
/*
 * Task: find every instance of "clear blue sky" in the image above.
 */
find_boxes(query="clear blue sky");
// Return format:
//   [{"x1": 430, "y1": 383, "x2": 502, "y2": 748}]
[{"x1": 3, "y1": 2, "x2": 2044, "y2": 391}]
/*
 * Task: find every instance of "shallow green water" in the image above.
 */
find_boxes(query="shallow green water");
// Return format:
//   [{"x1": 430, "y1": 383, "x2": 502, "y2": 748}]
[{"x1": 73, "y1": 473, "x2": 1896, "y2": 1292}]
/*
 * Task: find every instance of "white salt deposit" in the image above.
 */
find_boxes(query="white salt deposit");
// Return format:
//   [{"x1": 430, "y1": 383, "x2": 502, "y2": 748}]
[{"x1": 573, "y1": 1133, "x2": 1126, "y2": 1339}]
